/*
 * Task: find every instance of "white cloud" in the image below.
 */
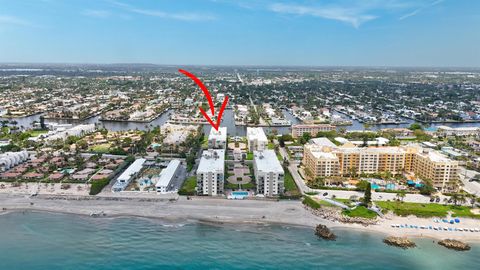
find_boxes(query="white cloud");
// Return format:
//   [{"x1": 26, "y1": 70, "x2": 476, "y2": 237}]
[
  {"x1": 82, "y1": 9, "x2": 112, "y2": 18},
  {"x1": 399, "y1": 0, "x2": 444, "y2": 20},
  {"x1": 109, "y1": 1, "x2": 216, "y2": 21},
  {"x1": 129, "y1": 8, "x2": 215, "y2": 21},
  {"x1": 269, "y1": 3, "x2": 377, "y2": 28}
]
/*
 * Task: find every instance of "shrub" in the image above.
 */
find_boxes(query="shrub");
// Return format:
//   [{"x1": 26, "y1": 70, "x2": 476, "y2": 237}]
[
  {"x1": 302, "y1": 195, "x2": 321, "y2": 209},
  {"x1": 89, "y1": 178, "x2": 110, "y2": 195}
]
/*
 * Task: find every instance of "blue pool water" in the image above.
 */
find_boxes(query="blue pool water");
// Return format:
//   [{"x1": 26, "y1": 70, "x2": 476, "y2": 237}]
[
  {"x1": 0, "y1": 212, "x2": 479, "y2": 270},
  {"x1": 386, "y1": 183, "x2": 396, "y2": 190},
  {"x1": 232, "y1": 191, "x2": 249, "y2": 196}
]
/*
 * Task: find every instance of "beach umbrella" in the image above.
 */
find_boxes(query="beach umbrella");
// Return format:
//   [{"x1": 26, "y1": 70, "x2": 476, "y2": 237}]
[{"x1": 454, "y1": 218, "x2": 460, "y2": 223}]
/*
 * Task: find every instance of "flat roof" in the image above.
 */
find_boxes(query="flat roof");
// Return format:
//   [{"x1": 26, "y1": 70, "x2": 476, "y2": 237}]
[
  {"x1": 418, "y1": 150, "x2": 452, "y2": 163},
  {"x1": 246, "y1": 127, "x2": 268, "y2": 142},
  {"x1": 117, "y1": 158, "x2": 146, "y2": 182},
  {"x1": 254, "y1": 150, "x2": 284, "y2": 174},
  {"x1": 310, "y1": 137, "x2": 337, "y2": 148},
  {"x1": 437, "y1": 126, "x2": 479, "y2": 131},
  {"x1": 155, "y1": 159, "x2": 181, "y2": 187},
  {"x1": 208, "y1": 127, "x2": 227, "y2": 142},
  {"x1": 197, "y1": 149, "x2": 225, "y2": 173},
  {"x1": 311, "y1": 151, "x2": 338, "y2": 160}
]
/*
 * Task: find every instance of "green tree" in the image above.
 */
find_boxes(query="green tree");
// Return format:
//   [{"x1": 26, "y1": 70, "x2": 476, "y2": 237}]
[
  {"x1": 409, "y1": 123, "x2": 423, "y2": 131},
  {"x1": 356, "y1": 180, "x2": 370, "y2": 191},
  {"x1": 363, "y1": 183, "x2": 372, "y2": 205},
  {"x1": 396, "y1": 190, "x2": 406, "y2": 202}
]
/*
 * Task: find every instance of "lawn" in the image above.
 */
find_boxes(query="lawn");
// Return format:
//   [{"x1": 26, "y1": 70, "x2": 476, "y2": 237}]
[
  {"x1": 302, "y1": 195, "x2": 321, "y2": 209},
  {"x1": 267, "y1": 142, "x2": 275, "y2": 149},
  {"x1": 201, "y1": 136, "x2": 208, "y2": 149},
  {"x1": 178, "y1": 176, "x2": 197, "y2": 195},
  {"x1": 90, "y1": 143, "x2": 112, "y2": 153},
  {"x1": 343, "y1": 206, "x2": 378, "y2": 219},
  {"x1": 225, "y1": 182, "x2": 240, "y2": 189},
  {"x1": 241, "y1": 182, "x2": 255, "y2": 189},
  {"x1": 28, "y1": 130, "x2": 48, "y2": 137},
  {"x1": 376, "y1": 201, "x2": 480, "y2": 218},
  {"x1": 282, "y1": 169, "x2": 301, "y2": 198}
]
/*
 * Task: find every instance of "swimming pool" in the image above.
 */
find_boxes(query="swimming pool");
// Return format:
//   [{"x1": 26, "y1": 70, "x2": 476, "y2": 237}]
[{"x1": 229, "y1": 191, "x2": 249, "y2": 199}]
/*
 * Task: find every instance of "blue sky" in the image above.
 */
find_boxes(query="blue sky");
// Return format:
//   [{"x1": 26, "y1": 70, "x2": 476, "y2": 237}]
[{"x1": 0, "y1": 0, "x2": 478, "y2": 67}]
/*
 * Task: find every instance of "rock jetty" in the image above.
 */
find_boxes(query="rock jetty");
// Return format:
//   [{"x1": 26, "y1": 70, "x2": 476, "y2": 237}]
[
  {"x1": 383, "y1": 236, "x2": 416, "y2": 249},
  {"x1": 305, "y1": 206, "x2": 377, "y2": 226},
  {"x1": 315, "y1": 224, "x2": 336, "y2": 240},
  {"x1": 438, "y1": 239, "x2": 471, "y2": 251}
]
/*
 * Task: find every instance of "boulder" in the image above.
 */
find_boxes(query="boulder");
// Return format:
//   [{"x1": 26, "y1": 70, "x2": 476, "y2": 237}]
[
  {"x1": 315, "y1": 224, "x2": 336, "y2": 241},
  {"x1": 438, "y1": 239, "x2": 471, "y2": 251},
  {"x1": 383, "y1": 236, "x2": 416, "y2": 249}
]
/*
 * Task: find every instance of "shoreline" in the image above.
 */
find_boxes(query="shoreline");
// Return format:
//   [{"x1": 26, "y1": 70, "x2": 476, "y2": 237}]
[{"x1": 1, "y1": 193, "x2": 479, "y2": 243}]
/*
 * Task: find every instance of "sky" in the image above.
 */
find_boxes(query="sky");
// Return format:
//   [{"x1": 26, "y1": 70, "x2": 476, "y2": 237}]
[{"x1": 0, "y1": 0, "x2": 479, "y2": 67}]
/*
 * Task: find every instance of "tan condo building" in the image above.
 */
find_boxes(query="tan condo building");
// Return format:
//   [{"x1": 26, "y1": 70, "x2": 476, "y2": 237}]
[
  {"x1": 303, "y1": 139, "x2": 459, "y2": 192},
  {"x1": 292, "y1": 124, "x2": 336, "y2": 138}
]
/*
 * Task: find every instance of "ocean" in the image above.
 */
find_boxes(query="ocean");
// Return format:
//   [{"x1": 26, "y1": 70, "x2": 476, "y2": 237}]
[{"x1": 0, "y1": 211, "x2": 478, "y2": 270}]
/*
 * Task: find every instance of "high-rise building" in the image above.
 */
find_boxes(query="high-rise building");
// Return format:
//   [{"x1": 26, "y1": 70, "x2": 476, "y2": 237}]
[
  {"x1": 197, "y1": 149, "x2": 225, "y2": 196},
  {"x1": 247, "y1": 127, "x2": 268, "y2": 152},
  {"x1": 208, "y1": 127, "x2": 227, "y2": 149},
  {"x1": 253, "y1": 150, "x2": 284, "y2": 196}
]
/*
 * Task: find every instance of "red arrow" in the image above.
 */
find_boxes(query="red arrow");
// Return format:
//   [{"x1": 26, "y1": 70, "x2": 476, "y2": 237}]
[
  {"x1": 178, "y1": 69, "x2": 229, "y2": 131},
  {"x1": 179, "y1": 69, "x2": 215, "y2": 115}
]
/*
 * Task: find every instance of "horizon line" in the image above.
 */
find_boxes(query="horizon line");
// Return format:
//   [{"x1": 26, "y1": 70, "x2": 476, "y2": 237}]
[{"x1": 0, "y1": 62, "x2": 479, "y2": 70}]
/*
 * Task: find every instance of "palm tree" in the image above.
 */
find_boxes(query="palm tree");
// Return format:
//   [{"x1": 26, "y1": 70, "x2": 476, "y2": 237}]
[
  {"x1": 396, "y1": 190, "x2": 406, "y2": 202},
  {"x1": 456, "y1": 194, "x2": 467, "y2": 206},
  {"x1": 451, "y1": 193, "x2": 461, "y2": 206},
  {"x1": 470, "y1": 195, "x2": 477, "y2": 207},
  {"x1": 443, "y1": 197, "x2": 449, "y2": 205}
]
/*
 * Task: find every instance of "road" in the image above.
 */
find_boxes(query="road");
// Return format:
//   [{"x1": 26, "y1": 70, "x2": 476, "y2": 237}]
[
  {"x1": 458, "y1": 167, "x2": 480, "y2": 196},
  {"x1": 278, "y1": 145, "x2": 312, "y2": 194}
]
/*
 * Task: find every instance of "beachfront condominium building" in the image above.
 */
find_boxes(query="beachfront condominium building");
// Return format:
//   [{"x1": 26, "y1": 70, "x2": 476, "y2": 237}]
[
  {"x1": 154, "y1": 159, "x2": 182, "y2": 194},
  {"x1": 412, "y1": 150, "x2": 459, "y2": 193},
  {"x1": 247, "y1": 127, "x2": 268, "y2": 152},
  {"x1": 112, "y1": 158, "x2": 146, "y2": 192},
  {"x1": 291, "y1": 124, "x2": 336, "y2": 138},
  {"x1": 197, "y1": 149, "x2": 225, "y2": 196},
  {"x1": 303, "y1": 138, "x2": 459, "y2": 192},
  {"x1": 208, "y1": 127, "x2": 227, "y2": 149},
  {"x1": 253, "y1": 150, "x2": 284, "y2": 196}
]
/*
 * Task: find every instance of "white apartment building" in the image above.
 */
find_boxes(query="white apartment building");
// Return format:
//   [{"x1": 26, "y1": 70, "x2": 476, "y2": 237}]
[
  {"x1": 253, "y1": 150, "x2": 284, "y2": 196},
  {"x1": 112, "y1": 158, "x2": 146, "y2": 192},
  {"x1": 247, "y1": 127, "x2": 268, "y2": 152},
  {"x1": 436, "y1": 126, "x2": 480, "y2": 137},
  {"x1": 208, "y1": 127, "x2": 227, "y2": 149},
  {"x1": 197, "y1": 149, "x2": 225, "y2": 196},
  {"x1": 155, "y1": 159, "x2": 181, "y2": 194},
  {"x1": 43, "y1": 124, "x2": 96, "y2": 142},
  {"x1": 0, "y1": 151, "x2": 29, "y2": 172}
]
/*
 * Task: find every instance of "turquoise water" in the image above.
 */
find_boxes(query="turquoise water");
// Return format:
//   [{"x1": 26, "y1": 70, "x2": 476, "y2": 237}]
[
  {"x1": 0, "y1": 212, "x2": 478, "y2": 270},
  {"x1": 232, "y1": 191, "x2": 249, "y2": 196}
]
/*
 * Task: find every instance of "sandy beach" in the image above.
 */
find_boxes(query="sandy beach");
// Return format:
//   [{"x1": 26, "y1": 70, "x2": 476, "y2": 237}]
[{"x1": 0, "y1": 193, "x2": 479, "y2": 242}]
